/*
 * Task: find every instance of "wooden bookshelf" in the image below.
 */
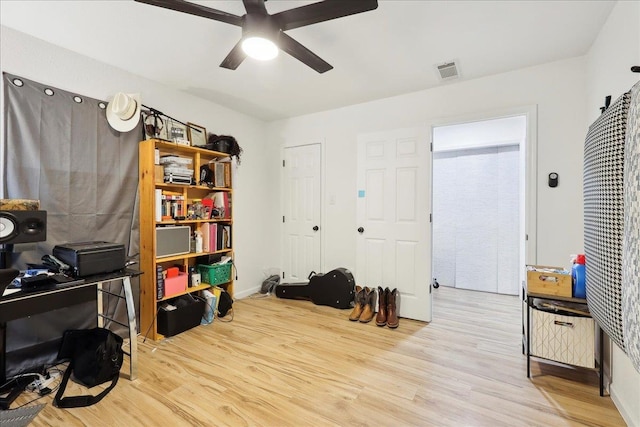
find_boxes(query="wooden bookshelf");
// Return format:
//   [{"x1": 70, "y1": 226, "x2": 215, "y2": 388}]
[{"x1": 139, "y1": 139, "x2": 234, "y2": 341}]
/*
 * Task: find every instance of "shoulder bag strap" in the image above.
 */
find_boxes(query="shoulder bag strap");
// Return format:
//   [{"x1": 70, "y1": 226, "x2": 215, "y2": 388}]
[{"x1": 53, "y1": 363, "x2": 120, "y2": 408}]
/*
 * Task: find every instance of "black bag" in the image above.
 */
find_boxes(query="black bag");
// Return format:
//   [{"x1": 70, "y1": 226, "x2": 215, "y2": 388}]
[
  {"x1": 53, "y1": 327, "x2": 123, "y2": 408},
  {"x1": 217, "y1": 289, "x2": 233, "y2": 318}
]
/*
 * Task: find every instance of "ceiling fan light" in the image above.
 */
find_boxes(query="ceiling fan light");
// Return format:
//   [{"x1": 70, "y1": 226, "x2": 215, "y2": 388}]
[{"x1": 241, "y1": 37, "x2": 278, "y2": 61}]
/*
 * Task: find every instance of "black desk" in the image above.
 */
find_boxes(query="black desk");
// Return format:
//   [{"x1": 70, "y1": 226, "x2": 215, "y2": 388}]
[{"x1": 0, "y1": 270, "x2": 139, "y2": 386}]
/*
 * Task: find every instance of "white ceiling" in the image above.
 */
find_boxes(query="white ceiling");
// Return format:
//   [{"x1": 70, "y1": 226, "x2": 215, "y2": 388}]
[{"x1": 0, "y1": 0, "x2": 614, "y2": 121}]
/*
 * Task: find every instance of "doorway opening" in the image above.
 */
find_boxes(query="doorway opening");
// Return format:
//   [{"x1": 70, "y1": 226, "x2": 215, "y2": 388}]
[{"x1": 431, "y1": 112, "x2": 535, "y2": 296}]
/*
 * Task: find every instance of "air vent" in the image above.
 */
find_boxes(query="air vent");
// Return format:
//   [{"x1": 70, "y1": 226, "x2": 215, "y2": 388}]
[{"x1": 436, "y1": 61, "x2": 459, "y2": 80}]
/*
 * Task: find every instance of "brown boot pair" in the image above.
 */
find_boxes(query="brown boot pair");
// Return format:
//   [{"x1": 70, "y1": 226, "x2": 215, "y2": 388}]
[
  {"x1": 375, "y1": 287, "x2": 399, "y2": 328},
  {"x1": 348, "y1": 286, "x2": 377, "y2": 323}
]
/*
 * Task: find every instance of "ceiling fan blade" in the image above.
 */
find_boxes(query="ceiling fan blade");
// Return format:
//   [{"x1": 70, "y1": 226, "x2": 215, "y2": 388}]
[
  {"x1": 278, "y1": 33, "x2": 333, "y2": 74},
  {"x1": 273, "y1": 0, "x2": 378, "y2": 31},
  {"x1": 220, "y1": 40, "x2": 248, "y2": 70},
  {"x1": 134, "y1": 0, "x2": 243, "y2": 27},
  {"x1": 242, "y1": 0, "x2": 267, "y2": 15}
]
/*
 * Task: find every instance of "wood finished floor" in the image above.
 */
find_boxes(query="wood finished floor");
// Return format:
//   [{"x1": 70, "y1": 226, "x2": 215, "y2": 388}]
[{"x1": 15, "y1": 286, "x2": 625, "y2": 426}]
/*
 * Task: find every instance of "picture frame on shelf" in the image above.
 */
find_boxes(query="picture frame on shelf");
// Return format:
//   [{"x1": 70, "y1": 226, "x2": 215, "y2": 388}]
[
  {"x1": 143, "y1": 112, "x2": 168, "y2": 140},
  {"x1": 168, "y1": 120, "x2": 190, "y2": 146},
  {"x1": 187, "y1": 123, "x2": 207, "y2": 147}
]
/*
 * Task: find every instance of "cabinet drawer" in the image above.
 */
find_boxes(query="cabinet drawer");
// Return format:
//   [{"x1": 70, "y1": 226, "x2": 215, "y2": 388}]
[{"x1": 531, "y1": 309, "x2": 595, "y2": 368}]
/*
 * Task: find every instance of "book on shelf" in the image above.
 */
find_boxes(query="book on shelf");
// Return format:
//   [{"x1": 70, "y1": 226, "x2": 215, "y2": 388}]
[
  {"x1": 200, "y1": 223, "x2": 210, "y2": 253},
  {"x1": 156, "y1": 264, "x2": 165, "y2": 299},
  {"x1": 216, "y1": 223, "x2": 224, "y2": 251},
  {"x1": 160, "y1": 191, "x2": 185, "y2": 220},
  {"x1": 222, "y1": 225, "x2": 231, "y2": 249},
  {"x1": 210, "y1": 223, "x2": 218, "y2": 252},
  {"x1": 155, "y1": 189, "x2": 162, "y2": 222}
]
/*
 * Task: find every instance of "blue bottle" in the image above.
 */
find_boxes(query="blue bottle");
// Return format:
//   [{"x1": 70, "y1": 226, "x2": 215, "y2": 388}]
[{"x1": 572, "y1": 254, "x2": 586, "y2": 299}]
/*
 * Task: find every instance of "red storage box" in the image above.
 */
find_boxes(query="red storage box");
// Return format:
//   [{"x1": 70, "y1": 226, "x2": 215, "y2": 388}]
[{"x1": 164, "y1": 272, "x2": 187, "y2": 297}]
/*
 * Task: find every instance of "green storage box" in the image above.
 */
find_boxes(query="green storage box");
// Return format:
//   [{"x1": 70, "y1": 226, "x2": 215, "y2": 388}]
[{"x1": 197, "y1": 263, "x2": 232, "y2": 286}]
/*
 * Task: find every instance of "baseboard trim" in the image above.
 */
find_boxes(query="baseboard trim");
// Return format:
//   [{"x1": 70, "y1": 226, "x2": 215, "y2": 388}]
[{"x1": 611, "y1": 384, "x2": 638, "y2": 427}]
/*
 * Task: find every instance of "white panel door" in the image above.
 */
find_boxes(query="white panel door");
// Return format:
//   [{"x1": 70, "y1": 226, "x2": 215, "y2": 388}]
[
  {"x1": 283, "y1": 144, "x2": 321, "y2": 282},
  {"x1": 356, "y1": 128, "x2": 431, "y2": 322}
]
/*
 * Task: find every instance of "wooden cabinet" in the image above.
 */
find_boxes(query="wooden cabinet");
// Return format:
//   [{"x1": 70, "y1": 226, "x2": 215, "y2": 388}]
[{"x1": 138, "y1": 139, "x2": 233, "y2": 341}]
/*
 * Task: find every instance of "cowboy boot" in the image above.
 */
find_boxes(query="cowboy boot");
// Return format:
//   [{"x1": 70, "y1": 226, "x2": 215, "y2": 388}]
[
  {"x1": 386, "y1": 288, "x2": 399, "y2": 328},
  {"x1": 375, "y1": 286, "x2": 387, "y2": 326},
  {"x1": 359, "y1": 287, "x2": 377, "y2": 323},
  {"x1": 348, "y1": 286, "x2": 365, "y2": 321}
]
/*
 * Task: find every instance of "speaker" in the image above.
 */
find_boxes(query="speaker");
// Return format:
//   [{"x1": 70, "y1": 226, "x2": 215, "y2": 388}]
[
  {"x1": 156, "y1": 226, "x2": 191, "y2": 257},
  {"x1": 0, "y1": 210, "x2": 47, "y2": 244}
]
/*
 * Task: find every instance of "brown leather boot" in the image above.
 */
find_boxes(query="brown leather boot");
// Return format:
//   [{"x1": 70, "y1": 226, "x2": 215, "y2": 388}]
[
  {"x1": 359, "y1": 287, "x2": 377, "y2": 323},
  {"x1": 348, "y1": 286, "x2": 365, "y2": 321},
  {"x1": 375, "y1": 286, "x2": 387, "y2": 326},
  {"x1": 386, "y1": 288, "x2": 399, "y2": 328}
]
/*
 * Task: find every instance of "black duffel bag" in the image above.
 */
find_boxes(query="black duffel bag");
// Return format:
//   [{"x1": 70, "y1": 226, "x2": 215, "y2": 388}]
[{"x1": 53, "y1": 327, "x2": 123, "y2": 408}]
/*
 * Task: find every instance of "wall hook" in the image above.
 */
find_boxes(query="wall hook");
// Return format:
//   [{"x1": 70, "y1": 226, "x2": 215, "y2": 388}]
[{"x1": 600, "y1": 95, "x2": 612, "y2": 114}]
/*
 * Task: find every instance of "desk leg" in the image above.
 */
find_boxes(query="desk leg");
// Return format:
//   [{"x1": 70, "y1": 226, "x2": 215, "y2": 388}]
[
  {"x1": 599, "y1": 325, "x2": 604, "y2": 397},
  {"x1": 122, "y1": 276, "x2": 138, "y2": 381},
  {"x1": 0, "y1": 321, "x2": 5, "y2": 385},
  {"x1": 97, "y1": 281, "x2": 105, "y2": 328},
  {"x1": 526, "y1": 297, "x2": 531, "y2": 378},
  {"x1": 95, "y1": 277, "x2": 138, "y2": 381}
]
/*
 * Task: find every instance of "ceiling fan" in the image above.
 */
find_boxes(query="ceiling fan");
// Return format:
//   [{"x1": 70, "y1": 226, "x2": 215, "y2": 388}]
[{"x1": 134, "y1": 0, "x2": 378, "y2": 73}]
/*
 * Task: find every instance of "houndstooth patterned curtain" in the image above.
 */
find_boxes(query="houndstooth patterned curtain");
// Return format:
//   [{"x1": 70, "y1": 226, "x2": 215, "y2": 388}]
[
  {"x1": 583, "y1": 91, "x2": 630, "y2": 351},
  {"x1": 623, "y1": 81, "x2": 640, "y2": 373}
]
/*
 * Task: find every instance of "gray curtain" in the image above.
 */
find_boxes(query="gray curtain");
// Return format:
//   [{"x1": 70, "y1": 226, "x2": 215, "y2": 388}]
[{"x1": 1, "y1": 73, "x2": 141, "y2": 377}]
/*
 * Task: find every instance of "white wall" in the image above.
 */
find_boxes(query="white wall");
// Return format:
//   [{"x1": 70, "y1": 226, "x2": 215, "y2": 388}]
[
  {"x1": 0, "y1": 26, "x2": 280, "y2": 298},
  {"x1": 268, "y1": 56, "x2": 587, "y2": 274},
  {"x1": 585, "y1": 2, "x2": 640, "y2": 425}
]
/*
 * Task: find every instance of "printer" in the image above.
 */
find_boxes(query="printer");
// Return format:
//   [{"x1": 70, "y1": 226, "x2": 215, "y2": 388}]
[{"x1": 53, "y1": 241, "x2": 126, "y2": 277}]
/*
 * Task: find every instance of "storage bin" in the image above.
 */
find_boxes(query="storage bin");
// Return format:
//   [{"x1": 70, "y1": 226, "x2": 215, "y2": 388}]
[
  {"x1": 530, "y1": 308, "x2": 595, "y2": 368},
  {"x1": 526, "y1": 265, "x2": 572, "y2": 297},
  {"x1": 164, "y1": 272, "x2": 188, "y2": 297},
  {"x1": 197, "y1": 263, "x2": 232, "y2": 286},
  {"x1": 157, "y1": 298, "x2": 205, "y2": 337}
]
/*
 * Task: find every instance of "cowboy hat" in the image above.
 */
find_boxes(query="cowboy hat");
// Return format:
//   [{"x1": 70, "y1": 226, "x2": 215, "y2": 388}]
[{"x1": 106, "y1": 92, "x2": 141, "y2": 132}]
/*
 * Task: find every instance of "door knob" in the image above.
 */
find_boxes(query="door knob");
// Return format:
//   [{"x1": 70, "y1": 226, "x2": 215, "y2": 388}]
[
  {"x1": 357, "y1": 227, "x2": 364, "y2": 233},
  {"x1": 313, "y1": 225, "x2": 319, "y2": 231}
]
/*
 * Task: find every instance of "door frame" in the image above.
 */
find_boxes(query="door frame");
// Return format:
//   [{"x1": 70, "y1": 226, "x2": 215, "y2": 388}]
[
  {"x1": 428, "y1": 105, "x2": 538, "y2": 296},
  {"x1": 280, "y1": 142, "x2": 324, "y2": 281}
]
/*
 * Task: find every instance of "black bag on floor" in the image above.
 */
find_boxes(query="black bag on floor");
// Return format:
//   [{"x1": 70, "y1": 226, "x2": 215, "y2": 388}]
[
  {"x1": 53, "y1": 327, "x2": 123, "y2": 408},
  {"x1": 217, "y1": 289, "x2": 234, "y2": 318}
]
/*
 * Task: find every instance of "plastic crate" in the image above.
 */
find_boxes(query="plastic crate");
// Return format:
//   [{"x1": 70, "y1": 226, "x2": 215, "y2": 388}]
[{"x1": 197, "y1": 263, "x2": 232, "y2": 286}]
